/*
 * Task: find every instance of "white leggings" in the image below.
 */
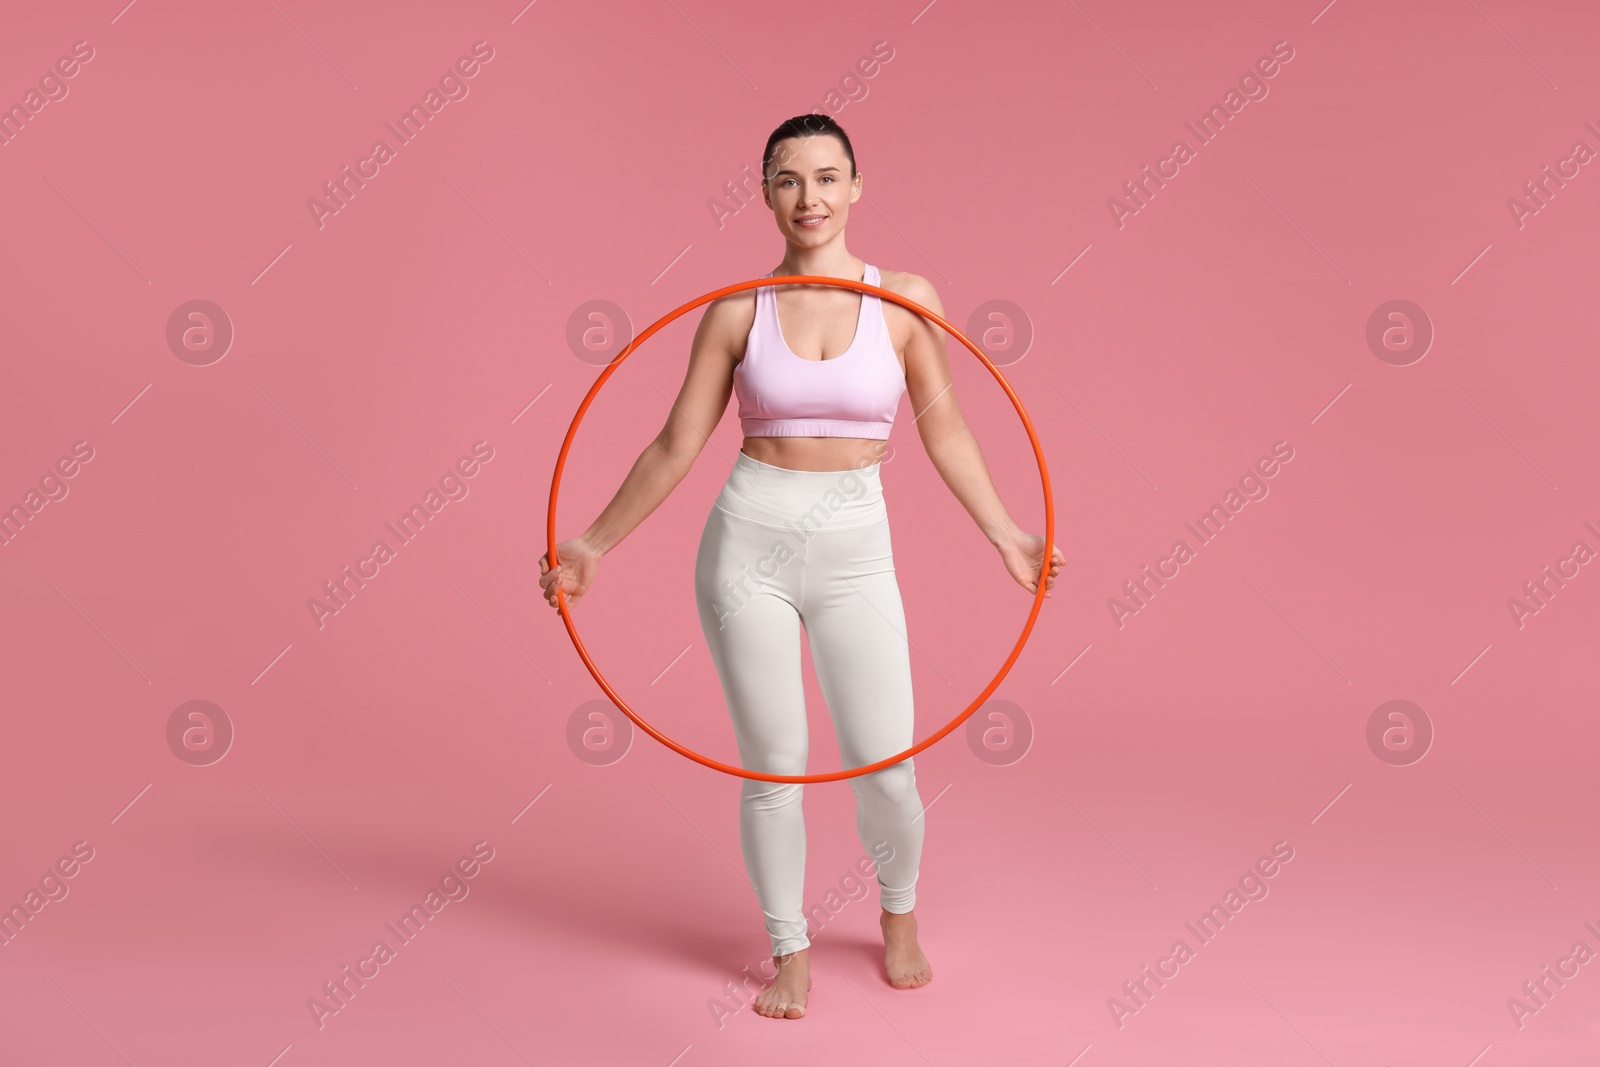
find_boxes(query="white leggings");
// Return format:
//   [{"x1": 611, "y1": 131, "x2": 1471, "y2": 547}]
[{"x1": 694, "y1": 450, "x2": 925, "y2": 956}]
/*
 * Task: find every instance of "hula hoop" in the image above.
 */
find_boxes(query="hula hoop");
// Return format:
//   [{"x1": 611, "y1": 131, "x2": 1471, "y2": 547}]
[{"x1": 547, "y1": 274, "x2": 1054, "y2": 783}]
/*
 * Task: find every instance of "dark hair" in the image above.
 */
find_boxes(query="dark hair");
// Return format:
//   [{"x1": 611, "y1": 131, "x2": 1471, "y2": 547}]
[{"x1": 762, "y1": 113, "x2": 857, "y2": 184}]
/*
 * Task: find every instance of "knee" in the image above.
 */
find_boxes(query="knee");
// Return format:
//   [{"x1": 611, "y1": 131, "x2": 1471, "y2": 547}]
[
  {"x1": 742, "y1": 780, "x2": 804, "y2": 813},
  {"x1": 851, "y1": 759, "x2": 918, "y2": 805},
  {"x1": 736, "y1": 739, "x2": 808, "y2": 780}
]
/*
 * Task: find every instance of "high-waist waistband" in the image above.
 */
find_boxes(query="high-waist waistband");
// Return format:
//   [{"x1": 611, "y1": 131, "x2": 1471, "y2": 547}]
[{"x1": 713, "y1": 450, "x2": 887, "y2": 530}]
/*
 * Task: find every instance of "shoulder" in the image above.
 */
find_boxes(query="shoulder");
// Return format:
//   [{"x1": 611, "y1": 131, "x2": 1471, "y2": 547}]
[
  {"x1": 692, "y1": 284, "x2": 760, "y2": 365},
  {"x1": 702, "y1": 285, "x2": 761, "y2": 336},
  {"x1": 877, "y1": 268, "x2": 942, "y2": 313}
]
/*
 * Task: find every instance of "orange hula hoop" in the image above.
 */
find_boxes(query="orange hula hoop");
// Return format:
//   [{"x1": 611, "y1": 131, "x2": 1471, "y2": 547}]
[{"x1": 547, "y1": 274, "x2": 1055, "y2": 783}]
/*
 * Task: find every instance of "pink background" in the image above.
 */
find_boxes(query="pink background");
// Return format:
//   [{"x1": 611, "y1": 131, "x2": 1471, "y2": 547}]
[{"x1": 2, "y1": 0, "x2": 1598, "y2": 1064}]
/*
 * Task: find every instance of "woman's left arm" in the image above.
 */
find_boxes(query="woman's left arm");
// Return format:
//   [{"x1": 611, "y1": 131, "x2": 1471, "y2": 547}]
[{"x1": 895, "y1": 274, "x2": 1064, "y2": 597}]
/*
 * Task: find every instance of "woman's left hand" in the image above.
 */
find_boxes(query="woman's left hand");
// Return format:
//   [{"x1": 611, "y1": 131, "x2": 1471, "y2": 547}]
[{"x1": 997, "y1": 530, "x2": 1064, "y2": 597}]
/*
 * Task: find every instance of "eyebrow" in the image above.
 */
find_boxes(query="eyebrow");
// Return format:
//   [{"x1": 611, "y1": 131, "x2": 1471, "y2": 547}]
[{"x1": 770, "y1": 165, "x2": 844, "y2": 178}]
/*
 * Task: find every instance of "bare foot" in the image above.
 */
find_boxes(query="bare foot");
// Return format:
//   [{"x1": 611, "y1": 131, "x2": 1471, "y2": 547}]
[
  {"x1": 752, "y1": 947, "x2": 811, "y2": 1019},
  {"x1": 880, "y1": 908, "x2": 932, "y2": 988}
]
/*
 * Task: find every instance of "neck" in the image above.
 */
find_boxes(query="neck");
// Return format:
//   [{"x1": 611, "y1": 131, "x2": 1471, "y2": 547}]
[{"x1": 775, "y1": 244, "x2": 863, "y2": 280}]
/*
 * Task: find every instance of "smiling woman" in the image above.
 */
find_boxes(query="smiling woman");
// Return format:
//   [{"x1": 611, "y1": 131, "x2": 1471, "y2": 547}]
[{"x1": 538, "y1": 110, "x2": 1063, "y2": 1024}]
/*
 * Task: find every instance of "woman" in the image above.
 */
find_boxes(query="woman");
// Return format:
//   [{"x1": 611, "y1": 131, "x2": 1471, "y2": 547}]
[{"x1": 539, "y1": 114, "x2": 1062, "y2": 1020}]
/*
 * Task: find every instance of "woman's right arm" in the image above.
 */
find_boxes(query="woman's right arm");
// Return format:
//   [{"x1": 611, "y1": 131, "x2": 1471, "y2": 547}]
[{"x1": 539, "y1": 295, "x2": 741, "y2": 609}]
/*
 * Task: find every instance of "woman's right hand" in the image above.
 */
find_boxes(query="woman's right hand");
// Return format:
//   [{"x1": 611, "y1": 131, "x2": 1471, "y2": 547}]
[{"x1": 539, "y1": 536, "x2": 602, "y2": 611}]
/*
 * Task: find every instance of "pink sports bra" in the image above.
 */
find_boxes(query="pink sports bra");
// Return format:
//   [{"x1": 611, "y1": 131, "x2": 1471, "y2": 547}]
[{"x1": 733, "y1": 263, "x2": 906, "y2": 440}]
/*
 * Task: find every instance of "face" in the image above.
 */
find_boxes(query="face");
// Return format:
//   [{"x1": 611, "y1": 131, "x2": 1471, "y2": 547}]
[{"x1": 762, "y1": 134, "x2": 860, "y2": 244}]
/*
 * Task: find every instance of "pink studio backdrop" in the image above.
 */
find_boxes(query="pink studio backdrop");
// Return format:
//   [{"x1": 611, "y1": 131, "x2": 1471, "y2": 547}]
[{"x1": 2, "y1": 1, "x2": 1597, "y2": 1064}]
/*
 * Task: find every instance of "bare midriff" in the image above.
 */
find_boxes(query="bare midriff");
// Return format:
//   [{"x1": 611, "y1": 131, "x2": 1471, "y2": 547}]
[{"x1": 739, "y1": 436, "x2": 889, "y2": 472}]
